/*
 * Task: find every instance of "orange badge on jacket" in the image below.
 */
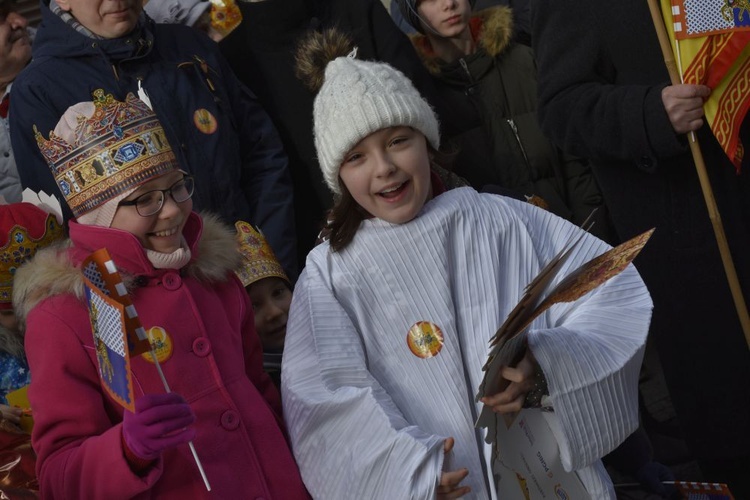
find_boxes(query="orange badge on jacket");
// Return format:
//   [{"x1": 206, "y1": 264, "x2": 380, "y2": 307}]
[
  {"x1": 193, "y1": 108, "x2": 218, "y2": 134},
  {"x1": 407, "y1": 321, "x2": 444, "y2": 359},
  {"x1": 141, "y1": 326, "x2": 173, "y2": 364}
]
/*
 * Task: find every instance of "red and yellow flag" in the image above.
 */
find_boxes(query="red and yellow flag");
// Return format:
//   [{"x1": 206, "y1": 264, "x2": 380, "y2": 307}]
[
  {"x1": 661, "y1": 0, "x2": 750, "y2": 170},
  {"x1": 81, "y1": 249, "x2": 152, "y2": 412}
]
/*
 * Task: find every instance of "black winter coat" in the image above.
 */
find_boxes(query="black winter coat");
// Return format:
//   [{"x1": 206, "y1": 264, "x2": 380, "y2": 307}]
[
  {"x1": 533, "y1": 0, "x2": 750, "y2": 470},
  {"x1": 411, "y1": 7, "x2": 613, "y2": 241}
]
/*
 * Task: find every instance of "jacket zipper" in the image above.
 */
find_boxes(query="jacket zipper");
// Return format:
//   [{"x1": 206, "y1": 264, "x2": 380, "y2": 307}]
[
  {"x1": 462, "y1": 57, "x2": 531, "y2": 170},
  {"x1": 459, "y1": 58, "x2": 475, "y2": 85},
  {"x1": 506, "y1": 118, "x2": 531, "y2": 167}
]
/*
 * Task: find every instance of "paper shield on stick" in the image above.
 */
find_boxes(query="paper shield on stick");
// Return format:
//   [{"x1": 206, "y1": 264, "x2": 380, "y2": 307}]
[
  {"x1": 81, "y1": 249, "x2": 213, "y2": 491},
  {"x1": 674, "y1": 481, "x2": 735, "y2": 499},
  {"x1": 474, "y1": 227, "x2": 655, "y2": 500},
  {"x1": 476, "y1": 227, "x2": 655, "y2": 415},
  {"x1": 82, "y1": 249, "x2": 151, "y2": 412}
]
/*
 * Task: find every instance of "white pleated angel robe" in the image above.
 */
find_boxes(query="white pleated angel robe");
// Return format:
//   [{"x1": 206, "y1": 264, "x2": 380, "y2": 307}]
[{"x1": 282, "y1": 188, "x2": 651, "y2": 499}]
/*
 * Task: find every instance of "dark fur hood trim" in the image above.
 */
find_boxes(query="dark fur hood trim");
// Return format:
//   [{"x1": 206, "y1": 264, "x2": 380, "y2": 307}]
[{"x1": 411, "y1": 6, "x2": 514, "y2": 75}]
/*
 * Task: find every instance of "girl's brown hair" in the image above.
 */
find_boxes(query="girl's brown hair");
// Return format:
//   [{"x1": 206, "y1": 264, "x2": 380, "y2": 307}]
[{"x1": 327, "y1": 185, "x2": 369, "y2": 253}]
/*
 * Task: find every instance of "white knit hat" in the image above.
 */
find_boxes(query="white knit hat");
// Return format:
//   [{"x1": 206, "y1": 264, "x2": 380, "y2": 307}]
[{"x1": 313, "y1": 54, "x2": 440, "y2": 195}]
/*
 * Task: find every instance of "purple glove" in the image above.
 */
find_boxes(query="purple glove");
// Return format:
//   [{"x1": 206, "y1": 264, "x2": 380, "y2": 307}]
[
  {"x1": 635, "y1": 461, "x2": 678, "y2": 498},
  {"x1": 122, "y1": 393, "x2": 196, "y2": 461}
]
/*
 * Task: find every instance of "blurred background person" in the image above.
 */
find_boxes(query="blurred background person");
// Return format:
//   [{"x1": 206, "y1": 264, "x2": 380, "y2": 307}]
[
  {"x1": 532, "y1": 1, "x2": 750, "y2": 496},
  {"x1": 0, "y1": 1, "x2": 33, "y2": 203},
  {"x1": 391, "y1": 0, "x2": 530, "y2": 44},
  {"x1": 396, "y1": 0, "x2": 614, "y2": 242},
  {"x1": 219, "y1": 0, "x2": 446, "y2": 268},
  {"x1": 235, "y1": 221, "x2": 292, "y2": 390},
  {"x1": 10, "y1": 0, "x2": 299, "y2": 278},
  {"x1": 144, "y1": 0, "x2": 233, "y2": 41}
]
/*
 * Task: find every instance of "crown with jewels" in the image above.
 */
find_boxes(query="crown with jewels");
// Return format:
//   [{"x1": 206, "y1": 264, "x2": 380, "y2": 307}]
[
  {"x1": 0, "y1": 203, "x2": 65, "y2": 309},
  {"x1": 34, "y1": 89, "x2": 180, "y2": 219},
  {"x1": 234, "y1": 221, "x2": 289, "y2": 288}
]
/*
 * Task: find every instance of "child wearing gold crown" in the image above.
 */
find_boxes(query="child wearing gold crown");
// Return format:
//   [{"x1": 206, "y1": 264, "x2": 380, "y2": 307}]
[
  {"x1": 0, "y1": 202, "x2": 63, "y2": 425},
  {"x1": 13, "y1": 90, "x2": 309, "y2": 499},
  {"x1": 0, "y1": 200, "x2": 63, "y2": 497},
  {"x1": 235, "y1": 221, "x2": 292, "y2": 389},
  {"x1": 281, "y1": 32, "x2": 653, "y2": 499}
]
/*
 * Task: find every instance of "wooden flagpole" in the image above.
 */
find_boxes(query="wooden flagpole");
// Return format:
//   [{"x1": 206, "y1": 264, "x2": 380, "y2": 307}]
[{"x1": 646, "y1": 0, "x2": 750, "y2": 348}]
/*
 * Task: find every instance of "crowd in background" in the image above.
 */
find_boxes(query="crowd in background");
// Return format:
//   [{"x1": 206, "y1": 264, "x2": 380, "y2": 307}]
[{"x1": 0, "y1": 0, "x2": 747, "y2": 498}]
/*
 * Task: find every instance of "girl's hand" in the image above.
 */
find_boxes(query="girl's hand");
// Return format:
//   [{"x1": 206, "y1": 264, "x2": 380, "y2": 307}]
[
  {"x1": 0, "y1": 404, "x2": 23, "y2": 424},
  {"x1": 480, "y1": 349, "x2": 538, "y2": 414},
  {"x1": 438, "y1": 437, "x2": 471, "y2": 499},
  {"x1": 122, "y1": 393, "x2": 196, "y2": 461}
]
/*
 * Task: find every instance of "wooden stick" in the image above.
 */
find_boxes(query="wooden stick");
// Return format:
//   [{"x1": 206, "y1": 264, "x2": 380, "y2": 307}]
[{"x1": 646, "y1": 0, "x2": 750, "y2": 348}]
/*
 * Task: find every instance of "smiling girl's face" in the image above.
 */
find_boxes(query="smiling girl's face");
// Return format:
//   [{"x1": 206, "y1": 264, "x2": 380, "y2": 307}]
[
  {"x1": 338, "y1": 126, "x2": 433, "y2": 225},
  {"x1": 110, "y1": 171, "x2": 193, "y2": 253}
]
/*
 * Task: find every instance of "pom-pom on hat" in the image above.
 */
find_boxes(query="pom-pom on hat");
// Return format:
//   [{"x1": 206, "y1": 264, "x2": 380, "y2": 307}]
[
  {"x1": 34, "y1": 89, "x2": 180, "y2": 226},
  {"x1": 296, "y1": 30, "x2": 440, "y2": 196},
  {"x1": 0, "y1": 203, "x2": 64, "y2": 309},
  {"x1": 234, "y1": 220, "x2": 289, "y2": 288}
]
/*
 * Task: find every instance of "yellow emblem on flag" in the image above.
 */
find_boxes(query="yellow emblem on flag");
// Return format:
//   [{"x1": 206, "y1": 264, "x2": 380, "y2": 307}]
[{"x1": 661, "y1": 0, "x2": 750, "y2": 169}]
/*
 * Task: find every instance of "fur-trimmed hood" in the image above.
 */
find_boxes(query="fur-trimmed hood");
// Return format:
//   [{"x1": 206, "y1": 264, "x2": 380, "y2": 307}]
[
  {"x1": 410, "y1": 6, "x2": 514, "y2": 75},
  {"x1": 12, "y1": 212, "x2": 241, "y2": 326}
]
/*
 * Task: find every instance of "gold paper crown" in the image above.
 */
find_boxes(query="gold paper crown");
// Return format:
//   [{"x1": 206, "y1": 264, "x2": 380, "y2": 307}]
[
  {"x1": 34, "y1": 89, "x2": 179, "y2": 218},
  {"x1": 235, "y1": 220, "x2": 289, "y2": 288},
  {"x1": 0, "y1": 204, "x2": 65, "y2": 308}
]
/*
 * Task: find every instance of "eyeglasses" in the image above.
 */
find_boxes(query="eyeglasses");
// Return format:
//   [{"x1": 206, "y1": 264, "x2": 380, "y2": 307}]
[{"x1": 118, "y1": 175, "x2": 195, "y2": 217}]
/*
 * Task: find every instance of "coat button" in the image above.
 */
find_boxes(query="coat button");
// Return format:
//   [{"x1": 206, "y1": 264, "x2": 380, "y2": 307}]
[
  {"x1": 192, "y1": 337, "x2": 211, "y2": 357},
  {"x1": 220, "y1": 410, "x2": 240, "y2": 430},
  {"x1": 162, "y1": 272, "x2": 181, "y2": 290},
  {"x1": 638, "y1": 156, "x2": 654, "y2": 169}
]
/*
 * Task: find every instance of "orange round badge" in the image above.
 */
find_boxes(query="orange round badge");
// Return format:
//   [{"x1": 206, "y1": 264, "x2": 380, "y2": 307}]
[
  {"x1": 407, "y1": 321, "x2": 444, "y2": 359},
  {"x1": 193, "y1": 108, "x2": 218, "y2": 134},
  {"x1": 141, "y1": 326, "x2": 173, "y2": 364}
]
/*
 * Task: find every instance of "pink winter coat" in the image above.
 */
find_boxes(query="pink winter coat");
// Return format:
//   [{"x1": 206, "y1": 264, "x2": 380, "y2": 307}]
[{"x1": 13, "y1": 213, "x2": 309, "y2": 500}]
